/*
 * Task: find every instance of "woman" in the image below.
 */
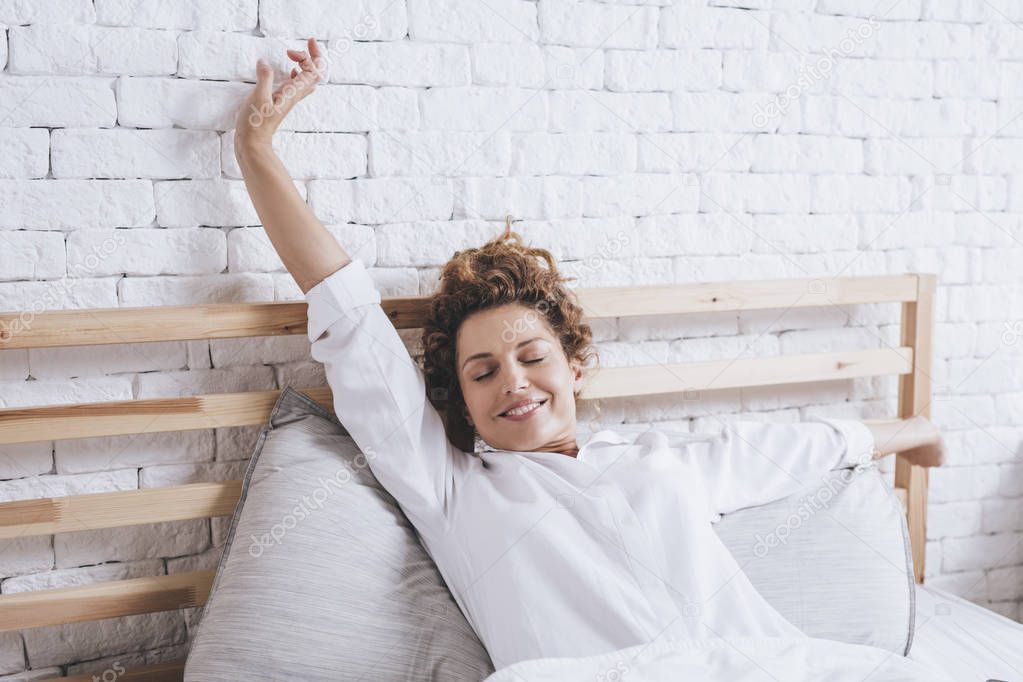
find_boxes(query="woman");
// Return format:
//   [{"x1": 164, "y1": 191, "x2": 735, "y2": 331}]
[{"x1": 234, "y1": 38, "x2": 946, "y2": 672}]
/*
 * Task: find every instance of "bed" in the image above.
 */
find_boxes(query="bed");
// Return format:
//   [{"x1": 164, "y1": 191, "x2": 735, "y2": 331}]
[{"x1": 0, "y1": 271, "x2": 1019, "y2": 680}]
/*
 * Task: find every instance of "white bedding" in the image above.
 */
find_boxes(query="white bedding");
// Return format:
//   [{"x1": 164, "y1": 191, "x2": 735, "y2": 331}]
[
  {"x1": 483, "y1": 632, "x2": 956, "y2": 681},
  {"x1": 484, "y1": 584, "x2": 1023, "y2": 682},
  {"x1": 910, "y1": 583, "x2": 1023, "y2": 682}
]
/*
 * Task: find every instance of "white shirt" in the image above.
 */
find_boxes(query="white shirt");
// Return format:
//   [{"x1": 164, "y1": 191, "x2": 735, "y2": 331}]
[{"x1": 305, "y1": 259, "x2": 878, "y2": 671}]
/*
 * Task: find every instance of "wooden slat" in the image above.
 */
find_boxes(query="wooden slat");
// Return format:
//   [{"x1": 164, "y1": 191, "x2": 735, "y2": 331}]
[
  {"x1": 0, "y1": 481, "x2": 242, "y2": 539},
  {"x1": 896, "y1": 274, "x2": 936, "y2": 585},
  {"x1": 576, "y1": 274, "x2": 919, "y2": 319},
  {"x1": 584, "y1": 347, "x2": 913, "y2": 400},
  {"x1": 0, "y1": 348, "x2": 912, "y2": 445},
  {"x1": 0, "y1": 415, "x2": 920, "y2": 540},
  {"x1": 0, "y1": 386, "x2": 332, "y2": 446},
  {"x1": 41, "y1": 661, "x2": 184, "y2": 682},
  {"x1": 0, "y1": 275, "x2": 920, "y2": 349},
  {"x1": 0, "y1": 570, "x2": 213, "y2": 632}
]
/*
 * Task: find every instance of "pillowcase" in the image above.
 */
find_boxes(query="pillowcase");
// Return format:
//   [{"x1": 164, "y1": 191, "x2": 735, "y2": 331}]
[
  {"x1": 712, "y1": 462, "x2": 915, "y2": 655},
  {"x1": 184, "y1": 386, "x2": 495, "y2": 681}
]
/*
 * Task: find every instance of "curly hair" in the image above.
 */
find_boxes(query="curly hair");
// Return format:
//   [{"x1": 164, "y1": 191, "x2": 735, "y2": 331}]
[{"x1": 421, "y1": 216, "x2": 599, "y2": 453}]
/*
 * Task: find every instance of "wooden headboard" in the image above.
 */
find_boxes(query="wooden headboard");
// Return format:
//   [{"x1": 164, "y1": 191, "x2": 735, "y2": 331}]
[{"x1": 0, "y1": 272, "x2": 935, "y2": 681}]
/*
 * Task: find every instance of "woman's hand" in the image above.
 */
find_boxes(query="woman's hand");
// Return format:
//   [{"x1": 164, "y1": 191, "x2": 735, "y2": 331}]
[
  {"x1": 235, "y1": 37, "x2": 325, "y2": 152},
  {"x1": 866, "y1": 416, "x2": 946, "y2": 468},
  {"x1": 898, "y1": 417, "x2": 946, "y2": 468}
]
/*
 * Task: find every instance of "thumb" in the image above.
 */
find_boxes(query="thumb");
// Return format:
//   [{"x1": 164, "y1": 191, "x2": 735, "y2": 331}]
[{"x1": 255, "y1": 59, "x2": 273, "y2": 100}]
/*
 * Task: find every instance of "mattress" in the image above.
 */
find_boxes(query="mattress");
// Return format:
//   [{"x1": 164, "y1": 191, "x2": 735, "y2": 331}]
[{"x1": 909, "y1": 583, "x2": 1023, "y2": 681}]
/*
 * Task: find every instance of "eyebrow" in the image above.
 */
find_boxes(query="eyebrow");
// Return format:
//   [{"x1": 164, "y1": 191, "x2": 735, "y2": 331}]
[{"x1": 461, "y1": 337, "x2": 548, "y2": 371}]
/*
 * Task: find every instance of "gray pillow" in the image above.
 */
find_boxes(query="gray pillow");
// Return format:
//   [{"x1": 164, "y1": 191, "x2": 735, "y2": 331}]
[
  {"x1": 183, "y1": 386, "x2": 495, "y2": 681},
  {"x1": 712, "y1": 463, "x2": 915, "y2": 655}
]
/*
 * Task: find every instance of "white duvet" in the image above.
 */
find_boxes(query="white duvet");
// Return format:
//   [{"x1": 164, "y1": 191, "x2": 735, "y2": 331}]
[{"x1": 484, "y1": 634, "x2": 958, "y2": 681}]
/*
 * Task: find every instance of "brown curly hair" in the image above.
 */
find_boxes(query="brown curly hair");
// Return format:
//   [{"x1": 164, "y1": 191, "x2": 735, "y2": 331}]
[{"x1": 421, "y1": 216, "x2": 599, "y2": 453}]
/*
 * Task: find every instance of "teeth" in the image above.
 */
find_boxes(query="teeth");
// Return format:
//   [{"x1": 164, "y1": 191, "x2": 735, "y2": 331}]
[{"x1": 504, "y1": 401, "x2": 542, "y2": 416}]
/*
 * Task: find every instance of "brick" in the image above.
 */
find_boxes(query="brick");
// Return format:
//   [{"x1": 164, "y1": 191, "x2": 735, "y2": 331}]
[
  {"x1": 549, "y1": 91, "x2": 672, "y2": 131},
  {"x1": 139, "y1": 460, "x2": 247, "y2": 488},
  {"x1": 510, "y1": 132, "x2": 636, "y2": 175},
  {"x1": 0, "y1": 377, "x2": 132, "y2": 409},
  {"x1": 672, "y1": 91, "x2": 801, "y2": 133},
  {"x1": 227, "y1": 223, "x2": 375, "y2": 272},
  {"x1": 605, "y1": 49, "x2": 720, "y2": 92},
  {"x1": 983, "y1": 498, "x2": 1023, "y2": 534},
  {"x1": 810, "y1": 175, "x2": 908, "y2": 213},
  {"x1": 701, "y1": 173, "x2": 810, "y2": 214},
  {"x1": 29, "y1": 339, "x2": 185, "y2": 379},
  {"x1": 368, "y1": 131, "x2": 511, "y2": 177},
  {"x1": 0, "y1": 278, "x2": 117, "y2": 314},
  {"x1": 54, "y1": 518, "x2": 209, "y2": 568},
  {"x1": 95, "y1": 0, "x2": 256, "y2": 29},
  {"x1": 637, "y1": 133, "x2": 752, "y2": 173},
  {"x1": 421, "y1": 86, "x2": 547, "y2": 131},
  {"x1": 52, "y1": 129, "x2": 220, "y2": 179},
  {"x1": 942, "y1": 532, "x2": 1023, "y2": 572},
  {"x1": 580, "y1": 174, "x2": 699, "y2": 217},
  {"x1": 176, "y1": 31, "x2": 306, "y2": 81},
  {"x1": 55, "y1": 429, "x2": 215, "y2": 475},
  {"x1": 751, "y1": 214, "x2": 858, "y2": 253},
  {"x1": 539, "y1": 0, "x2": 656, "y2": 49},
  {"x1": 0, "y1": 128, "x2": 49, "y2": 178},
  {"x1": 0, "y1": 469, "x2": 136, "y2": 503},
  {"x1": 308, "y1": 177, "x2": 453, "y2": 224},
  {"x1": 0, "y1": 231, "x2": 65, "y2": 281},
  {"x1": 0, "y1": 440, "x2": 52, "y2": 479},
  {"x1": 0, "y1": 179, "x2": 153, "y2": 230},
  {"x1": 23, "y1": 612, "x2": 185, "y2": 669},
  {"x1": 7, "y1": 25, "x2": 176, "y2": 76},
  {"x1": 454, "y1": 176, "x2": 583, "y2": 220},
  {"x1": 926, "y1": 501, "x2": 983, "y2": 539},
  {"x1": 262, "y1": 0, "x2": 406, "y2": 39},
  {"x1": 67, "y1": 228, "x2": 226, "y2": 276},
  {"x1": 410, "y1": 0, "x2": 535, "y2": 42},
  {"x1": 752, "y1": 134, "x2": 863, "y2": 173},
  {"x1": 0, "y1": 77, "x2": 116, "y2": 127},
  {"x1": 153, "y1": 179, "x2": 305, "y2": 228},
  {"x1": 327, "y1": 40, "x2": 469, "y2": 87},
  {"x1": 222, "y1": 132, "x2": 367, "y2": 179},
  {"x1": 118, "y1": 272, "x2": 274, "y2": 306},
  {"x1": 0, "y1": 0, "x2": 95, "y2": 24},
  {"x1": 3, "y1": 558, "x2": 163, "y2": 594},
  {"x1": 470, "y1": 44, "x2": 602, "y2": 89},
  {"x1": 209, "y1": 335, "x2": 311, "y2": 368},
  {"x1": 376, "y1": 219, "x2": 505, "y2": 267},
  {"x1": 660, "y1": 6, "x2": 770, "y2": 49},
  {"x1": 816, "y1": 0, "x2": 921, "y2": 20}
]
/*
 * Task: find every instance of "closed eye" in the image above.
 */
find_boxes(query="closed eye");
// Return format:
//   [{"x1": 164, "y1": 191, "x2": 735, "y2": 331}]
[{"x1": 473, "y1": 358, "x2": 545, "y2": 382}]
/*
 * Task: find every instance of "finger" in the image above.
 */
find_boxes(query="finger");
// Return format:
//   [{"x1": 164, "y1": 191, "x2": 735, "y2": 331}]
[{"x1": 254, "y1": 59, "x2": 274, "y2": 101}]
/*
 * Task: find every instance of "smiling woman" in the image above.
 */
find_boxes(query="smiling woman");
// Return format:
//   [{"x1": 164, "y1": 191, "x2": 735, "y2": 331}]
[{"x1": 421, "y1": 217, "x2": 599, "y2": 456}]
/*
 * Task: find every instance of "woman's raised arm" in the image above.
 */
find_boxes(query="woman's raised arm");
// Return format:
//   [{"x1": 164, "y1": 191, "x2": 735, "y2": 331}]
[{"x1": 234, "y1": 38, "x2": 351, "y2": 294}]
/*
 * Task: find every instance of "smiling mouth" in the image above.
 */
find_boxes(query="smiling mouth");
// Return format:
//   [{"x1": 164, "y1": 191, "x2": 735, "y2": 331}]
[{"x1": 499, "y1": 399, "x2": 548, "y2": 419}]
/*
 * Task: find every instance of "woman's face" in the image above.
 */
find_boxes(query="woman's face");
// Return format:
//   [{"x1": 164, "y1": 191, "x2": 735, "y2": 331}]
[{"x1": 456, "y1": 302, "x2": 584, "y2": 456}]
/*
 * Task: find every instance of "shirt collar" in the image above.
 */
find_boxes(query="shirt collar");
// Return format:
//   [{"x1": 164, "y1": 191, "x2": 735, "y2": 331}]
[{"x1": 476, "y1": 428, "x2": 631, "y2": 458}]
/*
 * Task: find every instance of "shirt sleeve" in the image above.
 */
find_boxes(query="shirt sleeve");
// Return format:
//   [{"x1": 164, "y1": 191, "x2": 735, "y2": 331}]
[
  {"x1": 304, "y1": 258, "x2": 456, "y2": 526},
  {"x1": 678, "y1": 416, "x2": 876, "y2": 518}
]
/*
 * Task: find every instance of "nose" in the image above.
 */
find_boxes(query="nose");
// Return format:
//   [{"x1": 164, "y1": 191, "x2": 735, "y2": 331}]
[{"x1": 500, "y1": 364, "x2": 531, "y2": 394}]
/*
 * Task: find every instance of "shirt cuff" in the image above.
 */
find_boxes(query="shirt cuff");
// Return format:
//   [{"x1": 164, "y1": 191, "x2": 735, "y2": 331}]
[
  {"x1": 808, "y1": 416, "x2": 877, "y2": 469},
  {"x1": 304, "y1": 258, "x2": 381, "y2": 342}
]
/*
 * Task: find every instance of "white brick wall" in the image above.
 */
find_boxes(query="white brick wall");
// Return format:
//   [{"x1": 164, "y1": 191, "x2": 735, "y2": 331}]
[{"x1": 0, "y1": 0, "x2": 1022, "y2": 676}]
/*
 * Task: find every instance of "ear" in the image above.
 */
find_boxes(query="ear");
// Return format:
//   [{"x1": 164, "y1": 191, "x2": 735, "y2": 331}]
[
  {"x1": 462, "y1": 404, "x2": 474, "y2": 427},
  {"x1": 571, "y1": 360, "x2": 584, "y2": 395}
]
